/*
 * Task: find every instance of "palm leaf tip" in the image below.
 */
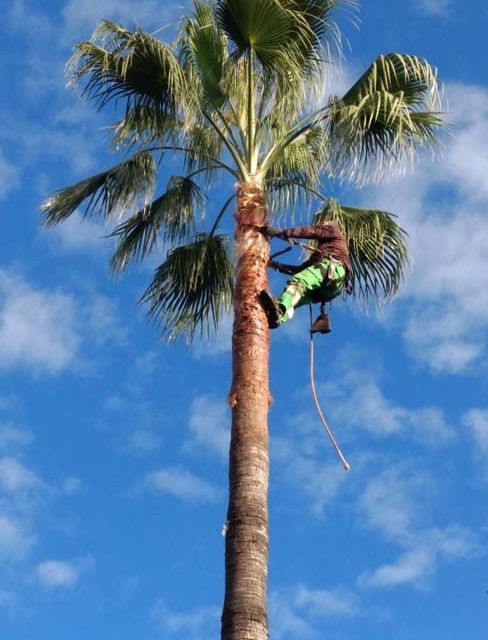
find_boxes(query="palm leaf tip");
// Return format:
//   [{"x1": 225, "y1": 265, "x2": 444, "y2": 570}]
[
  {"x1": 68, "y1": 21, "x2": 189, "y2": 119},
  {"x1": 315, "y1": 198, "x2": 409, "y2": 302},
  {"x1": 142, "y1": 233, "x2": 234, "y2": 341},
  {"x1": 109, "y1": 175, "x2": 206, "y2": 272},
  {"x1": 40, "y1": 151, "x2": 156, "y2": 226},
  {"x1": 329, "y1": 52, "x2": 445, "y2": 182}
]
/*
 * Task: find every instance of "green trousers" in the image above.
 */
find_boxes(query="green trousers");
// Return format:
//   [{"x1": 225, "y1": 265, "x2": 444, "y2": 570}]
[{"x1": 277, "y1": 258, "x2": 346, "y2": 324}]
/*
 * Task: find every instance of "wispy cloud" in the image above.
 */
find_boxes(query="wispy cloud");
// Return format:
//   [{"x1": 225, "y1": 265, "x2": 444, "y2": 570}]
[
  {"x1": 151, "y1": 598, "x2": 220, "y2": 639},
  {"x1": 0, "y1": 270, "x2": 80, "y2": 375},
  {"x1": 414, "y1": 0, "x2": 454, "y2": 16},
  {"x1": 61, "y1": 0, "x2": 188, "y2": 40},
  {"x1": 0, "y1": 515, "x2": 36, "y2": 561},
  {"x1": 36, "y1": 556, "x2": 95, "y2": 589},
  {"x1": 362, "y1": 82, "x2": 488, "y2": 373},
  {"x1": 272, "y1": 436, "x2": 348, "y2": 517},
  {"x1": 187, "y1": 396, "x2": 230, "y2": 460},
  {"x1": 356, "y1": 465, "x2": 482, "y2": 589},
  {"x1": 0, "y1": 148, "x2": 20, "y2": 199},
  {"x1": 287, "y1": 352, "x2": 454, "y2": 448},
  {"x1": 463, "y1": 408, "x2": 488, "y2": 477},
  {"x1": 0, "y1": 423, "x2": 34, "y2": 450},
  {"x1": 143, "y1": 467, "x2": 223, "y2": 504},
  {"x1": 270, "y1": 584, "x2": 360, "y2": 640},
  {"x1": 0, "y1": 269, "x2": 128, "y2": 376}
]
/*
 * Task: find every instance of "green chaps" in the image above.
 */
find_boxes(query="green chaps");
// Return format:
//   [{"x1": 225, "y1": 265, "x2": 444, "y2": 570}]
[{"x1": 277, "y1": 258, "x2": 346, "y2": 324}]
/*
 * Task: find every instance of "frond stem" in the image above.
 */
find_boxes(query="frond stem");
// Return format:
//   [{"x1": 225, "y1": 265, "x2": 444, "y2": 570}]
[
  {"x1": 266, "y1": 178, "x2": 327, "y2": 202},
  {"x1": 146, "y1": 146, "x2": 239, "y2": 179},
  {"x1": 201, "y1": 110, "x2": 248, "y2": 180},
  {"x1": 247, "y1": 48, "x2": 256, "y2": 172},
  {"x1": 261, "y1": 106, "x2": 332, "y2": 174},
  {"x1": 209, "y1": 193, "x2": 236, "y2": 236}
]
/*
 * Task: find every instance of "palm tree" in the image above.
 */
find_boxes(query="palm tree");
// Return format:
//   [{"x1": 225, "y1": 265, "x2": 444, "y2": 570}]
[{"x1": 41, "y1": 2, "x2": 444, "y2": 638}]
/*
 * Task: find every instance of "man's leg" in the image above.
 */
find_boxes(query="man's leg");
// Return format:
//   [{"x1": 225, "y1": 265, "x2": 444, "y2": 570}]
[{"x1": 276, "y1": 264, "x2": 325, "y2": 325}]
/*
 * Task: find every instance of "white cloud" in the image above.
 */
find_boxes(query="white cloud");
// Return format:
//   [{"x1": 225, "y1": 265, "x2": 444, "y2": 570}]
[
  {"x1": 128, "y1": 429, "x2": 162, "y2": 453},
  {"x1": 144, "y1": 467, "x2": 222, "y2": 503},
  {"x1": 310, "y1": 364, "x2": 454, "y2": 445},
  {"x1": 364, "y1": 82, "x2": 488, "y2": 373},
  {"x1": 61, "y1": 0, "x2": 188, "y2": 40},
  {"x1": 151, "y1": 598, "x2": 219, "y2": 639},
  {"x1": 187, "y1": 396, "x2": 230, "y2": 459},
  {"x1": 0, "y1": 457, "x2": 43, "y2": 494},
  {"x1": 0, "y1": 271, "x2": 80, "y2": 375},
  {"x1": 293, "y1": 584, "x2": 360, "y2": 618},
  {"x1": 357, "y1": 465, "x2": 482, "y2": 590},
  {"x1": 62, "y1": 476, "x2": 83, "y2": 496},
  {"x1": 0, "y1": 270, "x2": 128, "y2": 375},
  {"x1": 359, "y1": 526, "x2": 481, "y2": 590},
  {"x1": 0, "y1": 148, "x2": 20, "y2": 199},
  {"x1": 0, "y1": 515, "x2": 35, "y2": 561},
  {"x1": 37, "y1": 556, "x2": 94, "y2": 589},
  {"x1": 193, "y1": 315, "x2": 233, "y2": 357},
  {"x1": 48, "y1": 213, "x2": 109, "y2": 252},
  {"x1": 270, "y1": 585, "x2": 360, "y2": 640},
  {"x1": 414, "y1": 0, "x2": 453, "y2": 16},
  {"x1": 0, "y1": 423, "x2": 33, "y2": 450},
  {"x1": 85, "y1": 294, "x2": 128, "y2": 347},
  {"x1": 463, "y1": 409, "x2": 488, "y2": 476},
  {"x1": 273, "y1": 436, "x2": 348, "y2": 517}
]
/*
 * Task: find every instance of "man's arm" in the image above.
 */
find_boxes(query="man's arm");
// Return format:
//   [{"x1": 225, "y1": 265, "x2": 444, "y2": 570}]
[
  {"x1": 268, "y1": 260, "x2": 303, "y2": 275},
  {"x1": 262, "y1": 223, "x2": 338, "y2": 242}
]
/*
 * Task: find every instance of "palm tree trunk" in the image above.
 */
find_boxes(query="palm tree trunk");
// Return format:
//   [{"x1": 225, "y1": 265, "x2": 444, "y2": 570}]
[{"x1": 221, "y1": 177, "x2": 270, "y2": 640}]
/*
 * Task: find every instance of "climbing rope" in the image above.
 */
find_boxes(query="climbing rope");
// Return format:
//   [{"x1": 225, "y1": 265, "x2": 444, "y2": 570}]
[{"x1": 308, "y1": 305, "x2": 350, "y2": 471}]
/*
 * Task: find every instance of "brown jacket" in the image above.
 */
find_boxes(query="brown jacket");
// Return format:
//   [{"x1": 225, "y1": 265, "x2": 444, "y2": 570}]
[{"x1": 274, "y1": 221, "x2": 351, "y2": 274}]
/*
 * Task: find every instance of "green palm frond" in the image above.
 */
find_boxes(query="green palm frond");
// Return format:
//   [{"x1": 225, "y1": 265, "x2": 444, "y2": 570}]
[
  {"x1": 267, "y1": 126, "x2": 327, "y2": 183},
  {"x1": 183, "y1": 1, "x2": 228, "y2": 108},
  {"x1": 110, "y1": 108, "x2": 182, "y2": 149},
  {"x1": 142, "y1": 233, "x2": 234, "y2": 340},
  {"x1": 110, "y1": 176, "x2": 206, "y2": 271},
  {"x1": 216, "y1": 0, "x2": 294, "y2": 67},
  {"x1": 41, "y1": 151, "x2": 156, "y2": 225},
  {"x1": 314, "y1": 198, "x2": 409, "y2": 300},
  {"x1": 283, "y1": 0, "x2": 356, "y2": 66},
  {"x1": 328, "y1": 53, "x2": 443, "y2": 181},
  {"x1": 183, "y1": 120, "x2": 226, "y2": 175},
  {"x1": 266, "y1": 171, "x2": 322, "y2": 220},
  {"x1": 68, "y1": 20, "x2": 190, "y2": 120}
]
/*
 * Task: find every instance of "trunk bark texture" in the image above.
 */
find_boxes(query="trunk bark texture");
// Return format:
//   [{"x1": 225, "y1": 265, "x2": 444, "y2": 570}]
[{"x1": 221, "y1": 177, "x2": 271, "y2": 640}]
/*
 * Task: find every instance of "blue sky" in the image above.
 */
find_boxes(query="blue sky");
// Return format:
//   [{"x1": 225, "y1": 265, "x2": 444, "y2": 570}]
[{"x1": 1, "y1": 1, "x2": 488, "y2": 639}]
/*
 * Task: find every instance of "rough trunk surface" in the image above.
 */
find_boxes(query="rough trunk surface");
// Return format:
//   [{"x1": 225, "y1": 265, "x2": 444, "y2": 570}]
[{"x1": 221, "y1": 178, "x2": 270, "y2": 640}]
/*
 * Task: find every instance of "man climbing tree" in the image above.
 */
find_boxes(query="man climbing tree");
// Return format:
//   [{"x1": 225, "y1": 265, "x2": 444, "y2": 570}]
[
  {"x1": 40, "y1": 2, "x2": 445, "y2": 638},
  {"x1": 258, "y1": 219, "x2": 351, "y2": 331}
]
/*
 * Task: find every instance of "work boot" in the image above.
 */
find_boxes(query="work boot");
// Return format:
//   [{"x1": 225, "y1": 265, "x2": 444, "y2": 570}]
[
  {"x1": 310, "y1": 313, "x2": 331, "y2": 334},
  {"x1": 258, "y1": 290, "x2": 282, "y2": 329}
]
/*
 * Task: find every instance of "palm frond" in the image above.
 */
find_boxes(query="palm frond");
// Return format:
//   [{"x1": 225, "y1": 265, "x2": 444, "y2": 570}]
[
  {"x1": 216, "y1": 0, "x2": 294, "y2": 67},
  {"x1": 328, "y1": 53, "x2": 444, "y2": 182},
  {"x1": 266, "y1": 126, "x2": 327, "y2": 184},
  {"x1": 110, "y1": 108, "x2": 182, "y2": 149},
  {"x1": 41, "y1": 151, "x2": 156, "y2": 225},
  {"x1": 68, "y1": 20, "x2": 190, "y2": 121},
  {"x1": 266, "y1": 171, "x2": 325, "y2": 220},
  {"x1": 314, "y1": 198, "x2": 409, "y2": 301},
  {"x1": 142, "y1": 233, "x2": 235, "y2": 340},
  {"x1": 183, "y1": 1, "x2": 228, "y2": 108},
  {"x1": 283, "y1": 0, "x2": 357, "y2": 66},
  {"x1": 110, "y1": 176, "x2": 206, "y2": 271}
]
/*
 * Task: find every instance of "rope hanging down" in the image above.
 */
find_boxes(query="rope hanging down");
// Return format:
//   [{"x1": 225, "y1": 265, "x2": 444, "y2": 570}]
[{"x1": 308, "y1": 305, "x2": 350, "y2": 471}]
